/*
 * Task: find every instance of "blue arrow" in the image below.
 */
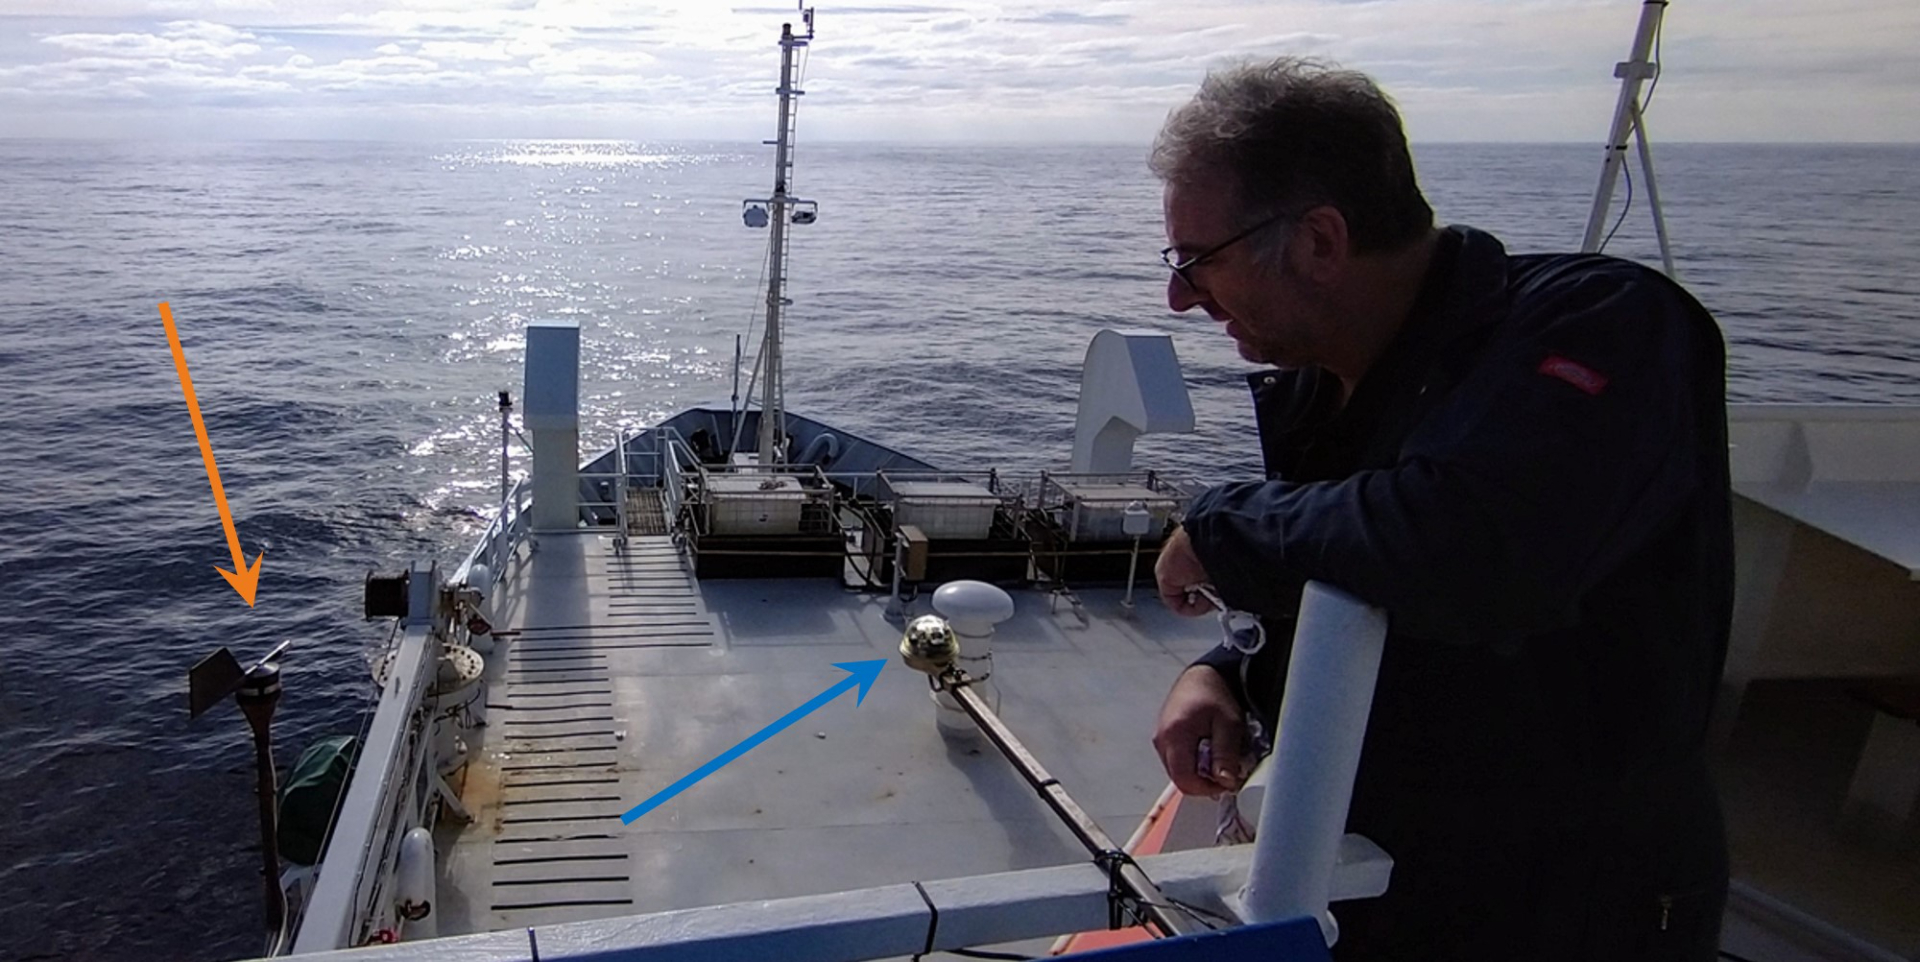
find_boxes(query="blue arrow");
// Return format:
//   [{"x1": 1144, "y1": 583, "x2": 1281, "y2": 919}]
[{"x1": 621, "y1": 659, "x2": 886, "y2": 825}]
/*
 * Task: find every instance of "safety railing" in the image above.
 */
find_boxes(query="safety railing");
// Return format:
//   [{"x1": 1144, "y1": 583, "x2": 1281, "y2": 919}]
[
  {"x1": 575, "y1": 428, "x2": 693, "y2": 531},
  {"x1": 660, "y1": 433, "x2": 699, "y2": 531},
  {"x1": 291, "y1": 566, "x2": 444, "y2": 953},
  {"x1": 577, "y1": 443, "x2": 625, "y2": 532},
  {"x1": 450, "y1": 478, "x2": 532, "y2": 589}
]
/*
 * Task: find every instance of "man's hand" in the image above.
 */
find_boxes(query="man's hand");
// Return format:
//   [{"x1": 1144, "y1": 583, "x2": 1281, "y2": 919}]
[
  {"x1": 1155, "y1": 525, "x2": 1215, "y2": 616},
  {"x1": 1152, "y1": 665, "x2": 1248, "y2": 797}
]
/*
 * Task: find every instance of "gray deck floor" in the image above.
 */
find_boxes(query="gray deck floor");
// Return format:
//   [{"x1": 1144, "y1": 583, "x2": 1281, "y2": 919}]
[
  {"x1": 429, "y1": 531, "x2": 1913, "y2": 960},
  {"x1": 436, "y1": 531, "x2": 1220, "y2": 937}
]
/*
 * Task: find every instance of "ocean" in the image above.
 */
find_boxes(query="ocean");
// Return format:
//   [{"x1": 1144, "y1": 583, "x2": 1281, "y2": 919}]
[{"x1": 0, "y1": 139, "x2": 1916, "y2": 961}]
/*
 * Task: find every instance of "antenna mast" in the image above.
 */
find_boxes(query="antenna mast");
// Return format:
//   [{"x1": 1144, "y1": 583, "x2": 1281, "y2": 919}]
[{"x1": 746, "y1": 8, "x2": 817, "y2": 465}]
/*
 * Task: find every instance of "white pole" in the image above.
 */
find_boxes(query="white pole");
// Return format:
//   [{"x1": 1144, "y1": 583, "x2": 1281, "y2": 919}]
[
  {"x1": 1239, "y1": 580, "x2": 1389, "y2": 945},
  {"x1": 1632, "y1": 103, "x2": 1679, "y2": 279},
  {"x1": 1580, "y1": 0, "x2": 1668, "y2": 254}
]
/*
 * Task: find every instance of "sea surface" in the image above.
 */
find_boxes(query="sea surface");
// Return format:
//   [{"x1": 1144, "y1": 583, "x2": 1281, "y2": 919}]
[{"x1": 0, "y1": 139, "x2": 1916, "y2": 961}]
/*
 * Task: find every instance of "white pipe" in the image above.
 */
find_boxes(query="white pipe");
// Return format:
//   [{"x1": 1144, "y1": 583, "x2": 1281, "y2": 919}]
[
  {"x1": 1238, "y1": 580, "x2": 1389, "y2": 945},
  {"x1": 1580, "y1": 0, "x2": 1668, "y2": 253},
  {"x1": 1631, "y1": 103, "x2": 1678, "y2": 279}
]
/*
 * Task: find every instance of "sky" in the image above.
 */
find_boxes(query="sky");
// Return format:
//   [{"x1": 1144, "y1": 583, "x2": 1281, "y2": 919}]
[{"x1": 2, "y1": 0, "x2": 1917, "y2": 143}]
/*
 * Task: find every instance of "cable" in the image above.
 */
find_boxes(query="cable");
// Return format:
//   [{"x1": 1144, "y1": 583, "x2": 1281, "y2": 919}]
[
  {"x1": 1160, "y1": 896, "x2": 1235, "y2": 930},
  {"x1": 728, "y1": 240, "x2": 776, "y2": 455},
  {"x1": 842, "y1": 539, "x2": 886, "y2": 590},
  {"x1": 1597, "y1": 148, "x2": 1634, "y2": 255}
]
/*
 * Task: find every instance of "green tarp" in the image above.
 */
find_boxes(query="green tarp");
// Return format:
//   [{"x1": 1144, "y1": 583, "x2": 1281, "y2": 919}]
[{"x1": 277, "y1": 735, "x2": 359, "y2": 867}]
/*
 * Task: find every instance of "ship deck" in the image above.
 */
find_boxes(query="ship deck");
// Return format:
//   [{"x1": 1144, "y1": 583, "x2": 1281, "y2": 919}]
[
  {"x1": 419, "y1": 518, "x2": 1920, "y2": 961},
  {"x1": 434, "y1": 530, "x2": 1221, "y2": 937}
]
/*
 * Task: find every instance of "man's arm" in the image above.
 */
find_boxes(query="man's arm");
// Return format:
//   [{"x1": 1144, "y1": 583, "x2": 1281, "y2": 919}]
[{"x1": 1180, "y1": 274, "x2": 1719, "y2": 643}]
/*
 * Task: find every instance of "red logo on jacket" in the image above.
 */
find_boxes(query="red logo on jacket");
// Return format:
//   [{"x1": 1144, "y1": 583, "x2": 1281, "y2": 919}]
[{"x1": 1537, "y1": 354, "x2": 1609, "y2": 396}]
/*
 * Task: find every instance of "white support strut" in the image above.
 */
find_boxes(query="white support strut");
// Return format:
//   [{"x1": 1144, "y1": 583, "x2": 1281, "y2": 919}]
[{"x1": 1580, "y1": 0, "x2": 1676, "y2": 279}]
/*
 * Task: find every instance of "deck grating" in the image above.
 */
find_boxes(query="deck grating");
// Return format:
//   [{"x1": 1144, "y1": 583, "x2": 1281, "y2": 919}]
[{"x1": 471, "y1": 534, "x2": 730, "y2": 928}]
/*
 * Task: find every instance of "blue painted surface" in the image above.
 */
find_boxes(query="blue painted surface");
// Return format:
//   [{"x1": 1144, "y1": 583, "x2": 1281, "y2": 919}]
[
  {"x1": 620, "y1": 660, "x2": 886, "y2": 824},
  {"x1": 1061, "y1": 917, "x2": 1331, "y2": 961}
]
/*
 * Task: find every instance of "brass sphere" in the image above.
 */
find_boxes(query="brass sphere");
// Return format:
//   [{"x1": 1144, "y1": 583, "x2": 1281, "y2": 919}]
[{"x1": 898, "y1": 614, "x2": 960, "y2": 674}]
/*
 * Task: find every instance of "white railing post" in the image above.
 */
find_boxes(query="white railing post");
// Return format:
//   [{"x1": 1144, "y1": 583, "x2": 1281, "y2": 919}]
[
  {"x1": 492, "y1": 491, "x2": 511, "y2": 573},
  {"x1": 1238, "y1": 580, "x2": 1389, "y2": 945},
  {"x1": 614, "y1": 429, "x2": 629, "y2": 548}
]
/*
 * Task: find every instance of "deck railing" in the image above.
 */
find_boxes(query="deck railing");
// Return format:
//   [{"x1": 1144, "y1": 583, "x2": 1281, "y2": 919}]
[
  {"x1": 574, "y1": 427, "x2": 694, "y2": 531},
  {"x1": 450, "y1": 478, "x2": 532, "y2": 588},
  {"x1": 660, "y1": 434, "x2": 698, "y2": 530},
  {"x1": 290, "y1": 566, "x2": 444, "y2": 953},
  {"x1": 577, "y1": 431, "x2": 631, "y2": 533}
]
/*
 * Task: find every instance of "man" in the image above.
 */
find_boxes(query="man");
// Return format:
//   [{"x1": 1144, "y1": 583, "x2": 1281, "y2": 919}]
[{"x1": 1148, "y1": 59, "x2": 1733, "y2": 961}]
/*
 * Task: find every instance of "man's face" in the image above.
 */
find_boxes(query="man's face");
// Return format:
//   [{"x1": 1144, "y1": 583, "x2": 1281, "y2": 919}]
[{"x1": 1162, "y1": 180, "x2": 1318, "y2": 368}]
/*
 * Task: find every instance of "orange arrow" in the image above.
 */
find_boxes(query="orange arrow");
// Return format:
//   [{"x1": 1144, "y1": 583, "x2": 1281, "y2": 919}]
[{"x1": 159, "y1": 302, "x2": 263, "y2": 606}]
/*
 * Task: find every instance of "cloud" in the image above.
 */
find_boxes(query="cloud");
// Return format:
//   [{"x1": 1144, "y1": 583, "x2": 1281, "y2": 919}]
[
  {"x1": 1011, "y1": 11, "x2": 1130, "y2": 27},
  {"x1": 1, "y1": 0, "x2": 1917, "y2": 141},
  {"x1": 41, "y1": 19, "x2": 263, "y2": 60},
  {"x1": 415, "y1": 39, "x2": 522, "y2": 62}
]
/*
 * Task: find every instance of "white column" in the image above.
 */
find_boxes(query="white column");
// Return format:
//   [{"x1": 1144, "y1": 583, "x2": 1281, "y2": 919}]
[{"x1": 1239, "y1": 580, "x2": 1389, "y2": 945}]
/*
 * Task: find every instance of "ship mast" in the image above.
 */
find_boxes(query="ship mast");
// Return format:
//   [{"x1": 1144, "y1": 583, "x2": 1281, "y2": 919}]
[{"x1": 747, "y1": 9, "x2": 817, "y2": 465}]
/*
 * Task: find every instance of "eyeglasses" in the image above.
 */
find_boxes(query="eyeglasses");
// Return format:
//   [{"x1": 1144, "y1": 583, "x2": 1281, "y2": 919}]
[{"x1": 1160, "y1": 211, "x2": 1291, "y2": 289}]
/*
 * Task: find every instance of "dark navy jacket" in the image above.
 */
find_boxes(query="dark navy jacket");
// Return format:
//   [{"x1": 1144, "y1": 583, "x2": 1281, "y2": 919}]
[{"x1": 1184, "y1": 226, "x2": 1733, "y2": 961}]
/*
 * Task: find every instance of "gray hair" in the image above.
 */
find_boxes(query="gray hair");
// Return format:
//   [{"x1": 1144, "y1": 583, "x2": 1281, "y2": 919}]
[{"x1": 1150, "y1": 57, "x2": 1433, "y2": 255}]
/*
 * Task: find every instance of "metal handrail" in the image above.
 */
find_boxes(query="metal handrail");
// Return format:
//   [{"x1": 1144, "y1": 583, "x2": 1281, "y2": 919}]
[
  {"x1": 662, "y1": 436, "x2": 696, "y2": 530},
  {"x1": 450, "y1": 478, "x2": 531, "y2": 588},
  {"x1": 291, "y1": 567, "x2": 443, "y2": 952}
]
